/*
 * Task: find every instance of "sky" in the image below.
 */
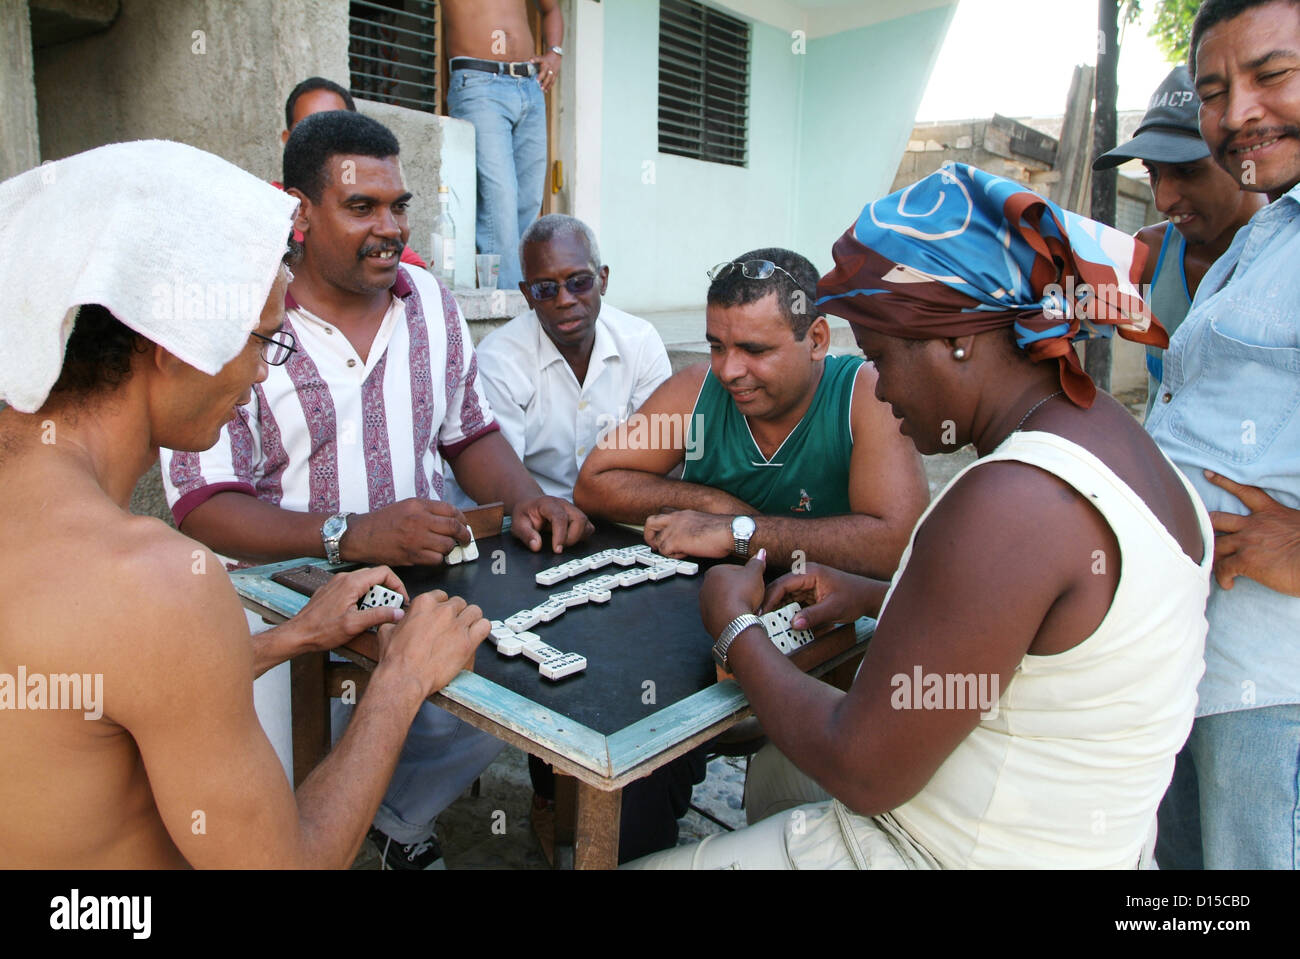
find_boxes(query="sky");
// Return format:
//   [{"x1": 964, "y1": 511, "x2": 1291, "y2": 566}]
[{"x1": 915, "y1": 0, "x2": 1181, "y2": 122}]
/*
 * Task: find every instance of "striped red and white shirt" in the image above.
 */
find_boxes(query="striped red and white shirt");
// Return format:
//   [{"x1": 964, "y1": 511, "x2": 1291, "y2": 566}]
[{"x1": 161, "y1": 266, "x2": 498, "y2": 531}]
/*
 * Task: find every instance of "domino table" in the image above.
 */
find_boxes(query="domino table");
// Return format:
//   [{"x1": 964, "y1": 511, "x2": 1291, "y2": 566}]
[{"x1": 231, "y1": 516, "x2": 873, "y2": 869}]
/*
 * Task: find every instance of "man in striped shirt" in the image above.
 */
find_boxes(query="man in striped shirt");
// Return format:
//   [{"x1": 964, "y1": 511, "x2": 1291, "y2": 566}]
[{"x1": 162, "y1": 112, "x2": 591, "y2": 868}]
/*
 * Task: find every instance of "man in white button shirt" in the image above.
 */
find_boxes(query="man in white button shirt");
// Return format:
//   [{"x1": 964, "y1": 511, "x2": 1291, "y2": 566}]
[
  {"x1": 475, "y1": 214, "x2": 675, "y2": 860},
  {"x1": 475, "y1": 214, "x2": 672, "y2": 500}
]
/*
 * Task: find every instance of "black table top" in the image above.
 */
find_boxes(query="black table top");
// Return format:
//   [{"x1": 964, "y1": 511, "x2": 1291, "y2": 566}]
[{"x1": 391, "y1": 525, "x2": 723, "y2": 736}]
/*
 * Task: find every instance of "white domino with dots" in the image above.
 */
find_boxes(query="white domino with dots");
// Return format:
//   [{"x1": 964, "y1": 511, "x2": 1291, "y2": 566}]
[
  {"x1": 539, "y1": 651, "x2": 587, "y2": 681},
  {"x1": 358, "y1": 584, "x2": 405, "y2": 610},
  {"x1": 573, "y1": 583, "x2": 612, "y2": 603},
  {"x1": 487, "y1": 621, "x2": 524, "y2": 656},
  {"x1": 762, "y1": 602, "x2": 815, "y2": 653},
  {"x1": 521, "y1": 637, "x2": 564, "y2": 664},
  {"x1": 617, "y1": 568, "x2": 648, "y2": 588},
  {"x1": 536, "y1": 600, "x2": 567, "y2": 622},
  {"x1": 646, "y1": 562, "x2": 677, "y2": 582},
  {"x1": 552, "y1": 589, "x2": 588, "y2": 608},
  {"x1": 535, "y1": 568, "x2": 567, "y2": 587},
  {"x1": 447, "y1": 530, "x2": 479, "y2": 565},
  {"x1": 505, "y1": 609, "x2": 542, "y2": 632}
]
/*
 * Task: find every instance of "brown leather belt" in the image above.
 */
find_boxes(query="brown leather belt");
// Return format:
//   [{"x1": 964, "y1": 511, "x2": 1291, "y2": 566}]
[{"x1": 449, "y1": 56, "x2": 537, "y2": 78}]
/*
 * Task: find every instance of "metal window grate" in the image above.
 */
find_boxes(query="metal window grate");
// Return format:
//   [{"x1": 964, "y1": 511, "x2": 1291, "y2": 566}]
[
  {"x1": 349, "y1": 0, "x2": 440, "y2": 114},
  {"x1": 658, "y1": 0, "x2": 750, "y2": 167}
]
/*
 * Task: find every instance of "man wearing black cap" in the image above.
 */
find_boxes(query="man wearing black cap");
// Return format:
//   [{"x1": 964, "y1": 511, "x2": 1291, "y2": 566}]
[{"x1": 1093, "y1": 65, "x2": 1263, "y2": 414}]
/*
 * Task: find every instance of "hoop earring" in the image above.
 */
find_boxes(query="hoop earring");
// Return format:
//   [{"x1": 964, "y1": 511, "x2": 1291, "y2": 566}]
[{"x1": 952, "y1": 347, "x2": 967, "y2": 360}]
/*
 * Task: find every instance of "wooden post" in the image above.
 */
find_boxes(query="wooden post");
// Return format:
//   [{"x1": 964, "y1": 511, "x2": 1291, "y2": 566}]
[
  {"x1": 554, "y1": 773, "x2": 577, "y2": 847},
  {"x1": 574, "y1": 782, "x2": 622, "y2": 870},
  {"x1": 1086, "y1": 0, "x2": 1121, "y2": 394},
  {"x1": 290, "y1": 652, "x2": 329, "y2": 788}
]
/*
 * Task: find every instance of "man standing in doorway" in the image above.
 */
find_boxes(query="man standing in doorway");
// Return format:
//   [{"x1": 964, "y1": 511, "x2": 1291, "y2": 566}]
[{"x1": 442, "y1": 0, "x2": 564, "y2": 289}]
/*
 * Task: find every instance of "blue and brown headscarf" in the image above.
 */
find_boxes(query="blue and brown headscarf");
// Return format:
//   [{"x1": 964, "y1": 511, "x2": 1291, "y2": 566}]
[{"x1": 816, "y1": 163, "x2": 1167, "y2": 407}]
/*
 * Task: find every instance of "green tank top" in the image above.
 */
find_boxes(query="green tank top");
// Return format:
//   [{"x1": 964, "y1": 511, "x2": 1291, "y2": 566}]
[{"x1": 681, "y1": 354, "x2": 862, "y2": 516}]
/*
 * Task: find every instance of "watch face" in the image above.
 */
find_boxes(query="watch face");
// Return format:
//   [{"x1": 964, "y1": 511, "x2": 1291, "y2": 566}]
[
  {"x1": 732, "y1": 515, "x2": 756, "y2": 538},
  {"x1": 323, "y1": 515, "x2": 346, "y2": 539}
]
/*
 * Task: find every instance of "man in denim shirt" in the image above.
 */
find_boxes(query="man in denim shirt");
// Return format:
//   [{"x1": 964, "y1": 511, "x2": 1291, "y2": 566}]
[{"x1": 1147, "y1": 0, "x2": 1300, "y2": 869}]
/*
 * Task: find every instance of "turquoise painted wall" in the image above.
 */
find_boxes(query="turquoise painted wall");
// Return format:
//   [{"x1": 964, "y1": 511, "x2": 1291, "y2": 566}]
[
  {"x1": 795, "y1": 5, "x2": 956, "y2": 274},
  {"x1": 600, "y1": 2, "x2": 802, "y2": 312},
  {"x1": 600, "y1": 2, "x2": 955, "y2": 312}
]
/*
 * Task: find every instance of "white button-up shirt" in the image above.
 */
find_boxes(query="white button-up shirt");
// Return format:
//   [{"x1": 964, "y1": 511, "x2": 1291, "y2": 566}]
[{"x1": 474, "y1": 303, "x2": 671, "y2": 499}]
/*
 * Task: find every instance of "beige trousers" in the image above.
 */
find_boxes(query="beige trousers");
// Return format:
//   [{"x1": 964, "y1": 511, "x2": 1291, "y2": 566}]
[{"x1": 624, "y1": 744, "x2": 938, "y2": 870}]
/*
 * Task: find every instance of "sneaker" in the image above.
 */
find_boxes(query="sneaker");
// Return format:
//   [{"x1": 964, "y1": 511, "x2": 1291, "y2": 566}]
[{"x1": 368, "y1": 826, "x2": 446, "y2": 870}]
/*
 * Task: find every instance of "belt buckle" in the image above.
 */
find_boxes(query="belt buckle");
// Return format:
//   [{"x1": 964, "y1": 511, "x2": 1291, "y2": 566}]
[{"x1": 509, "y1": 61, "x2": 531, "y2": 79}]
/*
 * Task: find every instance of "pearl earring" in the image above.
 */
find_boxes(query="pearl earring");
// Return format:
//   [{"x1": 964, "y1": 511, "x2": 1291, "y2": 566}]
[{"x1": 952, "y1": 347, "x2": 967, "y2": 360}]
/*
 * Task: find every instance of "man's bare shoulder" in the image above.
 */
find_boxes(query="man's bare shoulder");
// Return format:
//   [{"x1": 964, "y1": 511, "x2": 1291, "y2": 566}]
[
  {"x1": 16, "y1": 509, "x2": 246, "y2": 681},
  {"x1": 847, "y1": 361, "x2": 901, "y2": 439},
  {"x1": 662, "y1": 361, "x2": 710, "y2": 405}
]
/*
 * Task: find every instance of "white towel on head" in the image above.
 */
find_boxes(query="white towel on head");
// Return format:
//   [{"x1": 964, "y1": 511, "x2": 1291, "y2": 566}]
[{"x1": 0, "y1": 139, "x2": 299, "y2": 413}]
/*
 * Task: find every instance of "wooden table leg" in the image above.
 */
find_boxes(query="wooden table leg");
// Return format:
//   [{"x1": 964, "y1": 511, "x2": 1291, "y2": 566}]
[
  {"x1": 554, "y1": 773, "x2": 577, "y2": 847},
  {"x1": 574, "y1": 781, "x2": 622, "y2": 870},
  {"x1": 290, "y1": 651, "x2": 329, "y2": 788}
]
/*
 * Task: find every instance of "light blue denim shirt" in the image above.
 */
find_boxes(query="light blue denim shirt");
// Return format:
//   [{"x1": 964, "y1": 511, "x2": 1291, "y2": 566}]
[{"x1": 1146, "y1": 181, "x2": 1300, "y2": 717}]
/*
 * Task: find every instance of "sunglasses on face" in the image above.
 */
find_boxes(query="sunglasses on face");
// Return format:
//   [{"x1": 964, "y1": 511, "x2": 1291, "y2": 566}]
[{"x1": 526, "y1": 272, "x2": 598, "y2": 301}]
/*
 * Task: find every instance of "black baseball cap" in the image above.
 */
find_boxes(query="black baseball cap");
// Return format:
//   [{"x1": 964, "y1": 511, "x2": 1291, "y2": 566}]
[{"x1": 1093, "y1": 66, "x2": 1210, "y2": 170}]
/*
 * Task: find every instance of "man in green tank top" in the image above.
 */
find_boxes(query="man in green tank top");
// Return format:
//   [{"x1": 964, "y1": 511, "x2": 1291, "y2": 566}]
[{"x1": 575, "y1": 247, "x2": 927, "y2": 578}]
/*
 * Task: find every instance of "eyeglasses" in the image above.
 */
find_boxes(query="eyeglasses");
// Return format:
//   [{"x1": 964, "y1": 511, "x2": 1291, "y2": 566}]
[
  {"x1": 707, "y1": 259, "x2": 801, "y2": 285},
  {"x1": 526, "y1": 272, "x2": 598, "y2": 301},
  {"x1": 249, "y1": 329, "x2": 298, "y2": 366}
]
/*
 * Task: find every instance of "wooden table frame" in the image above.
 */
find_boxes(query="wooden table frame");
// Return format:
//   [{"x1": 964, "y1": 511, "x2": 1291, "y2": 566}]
[{"x1": 232, "y1": 557, "x2": 873, "y2": 869}]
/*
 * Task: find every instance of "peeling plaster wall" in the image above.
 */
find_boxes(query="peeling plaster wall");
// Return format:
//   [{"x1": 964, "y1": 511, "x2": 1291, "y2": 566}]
[{"x1": 35, "y1": 0, "x2": 348, "y2": 180}]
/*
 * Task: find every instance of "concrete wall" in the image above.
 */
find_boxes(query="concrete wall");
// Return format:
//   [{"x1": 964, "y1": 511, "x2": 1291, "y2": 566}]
[
  {"x1": 794, "y1": 5, "x2": 956, "y2": 274},
  {"x1": 356, "y1": 99, "x2": 478, "y2": 289},
  {"x1": 35, "y1": 0, "x2": 348, "y2": 179},
  {"x1": 1, "y1": 0, "x2": 41, "y2": 180}
]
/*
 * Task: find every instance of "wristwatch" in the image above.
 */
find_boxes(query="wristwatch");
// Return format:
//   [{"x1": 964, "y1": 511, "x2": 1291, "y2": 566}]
[
  {"x1": 731, "y1": 515, "x2": 757, "y2": 557},
  {"x1": 550, "y1": 45, "x2": 564, "y2": 56},
  {"x1": 712, "y1": 613, "x2": 764, "y2": 671},
  {"x1": 321, "y1": 511, "x2": 353, "y2": 565}
]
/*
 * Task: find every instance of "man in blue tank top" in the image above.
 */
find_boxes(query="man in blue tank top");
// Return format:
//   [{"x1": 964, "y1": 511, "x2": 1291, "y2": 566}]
[
  {"x1": 575, "y1": 247, "x2": 928, "y2": 579},
  {"x1": 1093, "y1": 65, "x2": 1263, "y2": 415}
]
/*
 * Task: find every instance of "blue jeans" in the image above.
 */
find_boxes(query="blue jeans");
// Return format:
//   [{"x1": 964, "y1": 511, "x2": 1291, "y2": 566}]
[
  {"x1": 1156, "y1": 704, "x2": 1300, "y2": 869},
  {"x1": 446, "y1": 68, "x2": 547, "y2": 290}
]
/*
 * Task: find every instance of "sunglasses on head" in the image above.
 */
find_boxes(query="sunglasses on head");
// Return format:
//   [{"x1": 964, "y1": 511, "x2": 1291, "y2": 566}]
[
  {"x1": 526, "y1": 272, "x2": 598, "y2": 301},
  {"x1": 707, "y1": 259, "x2": 801, "y2": 285}
]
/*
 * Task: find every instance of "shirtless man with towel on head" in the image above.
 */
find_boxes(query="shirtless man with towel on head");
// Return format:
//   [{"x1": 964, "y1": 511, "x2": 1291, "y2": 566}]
[{"x1": 0, "y1": 141, "x2": 487, "y2": 868}]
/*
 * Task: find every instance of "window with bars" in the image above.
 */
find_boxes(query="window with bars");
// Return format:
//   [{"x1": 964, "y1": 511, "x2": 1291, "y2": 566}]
[
  {"x1": 349, "y1": 0, "x2": 440, "y2": 114},
  {"x1": 658, "y1": 0, "x2": 750, "y2": 167}
]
